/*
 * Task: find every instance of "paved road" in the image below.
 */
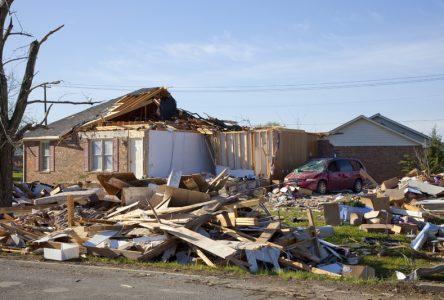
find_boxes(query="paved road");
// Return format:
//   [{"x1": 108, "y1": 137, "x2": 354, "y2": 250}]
[{"x1": 0, "y1": 258, "x2": 440, "y2": 299}]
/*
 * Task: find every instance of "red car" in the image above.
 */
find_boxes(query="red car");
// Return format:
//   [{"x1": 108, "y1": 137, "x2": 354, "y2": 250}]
[{"x1": 283, "y1": 158, "x2": 366, "y2": 194}]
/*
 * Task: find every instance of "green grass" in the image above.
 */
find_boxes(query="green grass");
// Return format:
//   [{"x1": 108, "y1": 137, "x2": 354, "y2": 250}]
[
  {"x1": 270, "y1": 206, "x2": 444, "y2": 281},
  {"x1": 13, "y1": 170, "x2": 23, "y2": 182}
]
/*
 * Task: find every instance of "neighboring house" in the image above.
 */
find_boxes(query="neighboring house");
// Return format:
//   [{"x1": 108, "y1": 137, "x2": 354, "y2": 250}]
[
  {"x1": 318, "y1": 114, "x2": 430, "y2": 183},
  {"x1": 22, "y1": 87, "x2": 239, "y2": 184},
  {"x1": 13, "y1": 148, "x2": 23, "y2": 171}
]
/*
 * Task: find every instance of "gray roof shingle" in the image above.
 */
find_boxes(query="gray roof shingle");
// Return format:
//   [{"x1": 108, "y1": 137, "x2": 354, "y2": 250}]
[{"x1": 23, "y1": 88, "x2": 158, "y2": 139}]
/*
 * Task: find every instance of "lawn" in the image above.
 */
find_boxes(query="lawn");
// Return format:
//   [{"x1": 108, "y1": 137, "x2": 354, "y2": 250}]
[
  {"x1": 270, "y1": 206, "x2": 444, "y2": 281},
  {"x1": 13, "y1": 170, "x2": 23, "y2": 182}
]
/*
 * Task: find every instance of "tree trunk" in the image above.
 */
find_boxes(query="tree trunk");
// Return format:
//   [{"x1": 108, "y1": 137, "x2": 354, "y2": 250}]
[{"x1": 0, "y1": 143, "x2": 13, "y2": 207}]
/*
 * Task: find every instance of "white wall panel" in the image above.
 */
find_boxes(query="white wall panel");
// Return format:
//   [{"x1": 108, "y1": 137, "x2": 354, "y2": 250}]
[{"x1": 147, "y1": 130, "x2": 213, "y2": 177}]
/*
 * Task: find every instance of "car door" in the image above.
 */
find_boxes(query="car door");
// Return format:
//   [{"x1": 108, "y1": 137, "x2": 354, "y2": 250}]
[
  {"x1": 326, "y1": 160, "x2": 341, "y2": 191},
  {"x1": 336, "y1": 159, "x2": 354, "y2": 189}
]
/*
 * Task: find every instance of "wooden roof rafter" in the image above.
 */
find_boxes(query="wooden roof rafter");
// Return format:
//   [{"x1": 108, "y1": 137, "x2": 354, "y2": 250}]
[{"x1": 78, "y1": 87, "x2": 168, "y2": 131}]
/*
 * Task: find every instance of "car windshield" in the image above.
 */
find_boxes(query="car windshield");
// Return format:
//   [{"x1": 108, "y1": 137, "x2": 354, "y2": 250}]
[{"x1": 293, "y1": 159, "x2": 326, "y2": 173}]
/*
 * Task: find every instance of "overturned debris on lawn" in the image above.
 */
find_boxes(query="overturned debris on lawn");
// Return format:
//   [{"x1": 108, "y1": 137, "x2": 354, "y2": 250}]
[{"x1": 1, "y1": 171, "x2": 374, "y2": 279}]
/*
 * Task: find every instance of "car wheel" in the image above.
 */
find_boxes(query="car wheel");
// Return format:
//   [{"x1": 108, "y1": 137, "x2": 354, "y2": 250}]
[
  {"x1": 317, "y1": 180, "x2": 327, "y2": 195},
  {"x1": 353, "y1": 179, "x2": 363, "y2": 193}
]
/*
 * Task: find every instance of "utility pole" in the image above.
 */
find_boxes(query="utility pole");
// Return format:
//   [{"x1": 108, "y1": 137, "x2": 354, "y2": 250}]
[{"x1": 43, "y1": 84, "x2": 47, "y2": 126}]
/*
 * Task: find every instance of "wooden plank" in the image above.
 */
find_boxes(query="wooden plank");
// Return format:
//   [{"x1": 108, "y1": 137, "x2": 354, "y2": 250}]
[
  {"x1": 307, "y1": 208, "x2": 320, "y2": 257},
  {"x1": 138, "y1": 239, "x2": 176, "y2": 261},
  {"x1": 106, "y1": 201, "x2": 139, "y2": 218},
  {"x1": 159, "y1": 224, "x2": 237, "y2": 259},
  {"x1": 67, "y1": 194, "x2": 75, "y2": 227},
  {"x1": 87, "y1": 246, "x2": 142, "y2": 260},
  {"x1": 256, "y1": 221, "x2": 280, "y2": 243},
  {"x1": 195, "y1": 248, "x2": 216, "y2": 268},
  {"x1": 278, "y1": 258, "x2": 341, "y2": 278},
  {"x1": 235, "y1": 217, "x2": 258, "y2": 226},
  {"x1": 33, "y1": 189, "x2": 100, "y2": 205},
  {"x1": 222, "y1": 198, "x2": 264, "y2": 210}
]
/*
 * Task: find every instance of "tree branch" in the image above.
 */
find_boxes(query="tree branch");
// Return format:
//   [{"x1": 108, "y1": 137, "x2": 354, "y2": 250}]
[
  {"x1": 27, "y1": 99, "x2": 101, "y2": 105},
  {"x1": 14, "y1": 104, "x2": 52, "y2": 140},
  {"x1": 10, "y1": 24, "x2": 63, "y2": 132},
  {"x1": 29, "y1": 80, "x2": 61, "y2": 92},
  {"x1": 2, "y1": 55, "x2": 26, "y2": 65},
  {"x1": 39, "y1": 24, "x2": 64, "y2": 45}
]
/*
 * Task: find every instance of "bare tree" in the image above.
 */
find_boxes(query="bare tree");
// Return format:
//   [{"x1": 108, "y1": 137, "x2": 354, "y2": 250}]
[{"x1": 0, "y1": 0, "x2": 63, "y2": 206}]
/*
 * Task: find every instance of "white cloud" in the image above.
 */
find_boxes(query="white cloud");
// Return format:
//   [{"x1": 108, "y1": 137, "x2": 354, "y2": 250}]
[{"x1": 162, "y1": 36, "x2": 258, "y2": 62}]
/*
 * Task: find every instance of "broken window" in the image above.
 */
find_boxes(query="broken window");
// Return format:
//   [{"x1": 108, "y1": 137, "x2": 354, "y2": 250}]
[
  {"x1": 337, "y1": 159, "x2": 353, "y2": 172},
  {"x1": 91, "y1": 140, "x2": 113, "y2": 171},
  {"x1": 40, "y1": 141, "x2": 50, "y2": 172}
]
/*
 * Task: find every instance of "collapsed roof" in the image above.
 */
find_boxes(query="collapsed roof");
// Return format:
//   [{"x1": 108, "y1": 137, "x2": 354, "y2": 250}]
[{"x1": 23, "y1": 87, "x2": 244, "y2": 140}]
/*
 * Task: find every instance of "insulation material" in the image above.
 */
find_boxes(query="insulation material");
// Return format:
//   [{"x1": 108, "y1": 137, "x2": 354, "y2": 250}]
[{"x1": 147, "y1": 130, "x2": 213, "y2": 177}]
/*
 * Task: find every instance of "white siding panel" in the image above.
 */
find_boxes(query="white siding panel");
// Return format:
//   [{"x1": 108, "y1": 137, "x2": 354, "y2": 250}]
[
  {"x1": 328, "y1": 119, "x2": 418, "y2": 146},
  {"x1": 147, "y1": 131, "x2": 213, "y2": 177}
]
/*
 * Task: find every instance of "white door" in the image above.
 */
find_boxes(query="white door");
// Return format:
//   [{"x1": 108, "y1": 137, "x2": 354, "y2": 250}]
[{"x1": 129, "y1": 138, "x2": 144, "y2": 179}]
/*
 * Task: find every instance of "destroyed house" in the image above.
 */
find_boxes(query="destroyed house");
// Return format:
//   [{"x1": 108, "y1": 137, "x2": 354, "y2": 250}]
[
  {"x1": 22, "y1": 87, "x2": 242, "y2": 184},
  {"x1": 318, "y1": 114, "x2": 430, "y2": 183}
]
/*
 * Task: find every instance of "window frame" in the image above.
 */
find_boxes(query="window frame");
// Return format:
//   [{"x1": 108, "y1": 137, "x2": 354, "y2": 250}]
[
  {"x1": 40, "y1": 141, "x2": 51, "y2": 172},
  {"x1": 90, "y1": 139, "x2": 113, "y2": 172}
]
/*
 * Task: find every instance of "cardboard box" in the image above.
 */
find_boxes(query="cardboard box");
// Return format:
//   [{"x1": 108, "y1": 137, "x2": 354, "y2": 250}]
[
  {"x1": 391, "y1": 224, "x2": 418, "y2": 234},
  {"x1": 359, "y1": 224, "x2": 393, "y2": 233},
  {"x1": 360, "y1": 196, "x2": 390, "y2": 211},
  {"x1": 364, "y1": 211, "x2": 392, "y2": 224},
  {"x1": 44, "y1": 243, "x2": 79, "y2": 261},
  {"x1": 381, "y1": 177, "x2": 399, "y2": 191},
  {"x1": 349, "y1": 213, "x2": 363, "y2": 225},
  {"x1": 342, "y1": 264, "x2": 375, "y2": 279},
  {"x1": 323, "y1": 203, "x2": 341, "y2": 226},
  {"x1": 381, "y1": 188, "x2": 405, "y2": 201}
]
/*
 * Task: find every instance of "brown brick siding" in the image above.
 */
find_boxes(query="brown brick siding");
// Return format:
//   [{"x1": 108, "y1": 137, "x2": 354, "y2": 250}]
[
  {"x1": 318, "y1": 140, "x2": 419, "y2": 183},
  {"x1": 25, "y1": 134, "x2": 129, "y2": 184}
]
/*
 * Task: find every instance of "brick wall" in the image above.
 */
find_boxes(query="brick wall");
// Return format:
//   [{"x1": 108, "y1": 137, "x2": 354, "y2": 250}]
[
  {"x1": 24, "y1": 134, "x2": 129, "y2": 185},
  {"x1": 318, "y1": 140, "x2": 419, "y2": 183}
]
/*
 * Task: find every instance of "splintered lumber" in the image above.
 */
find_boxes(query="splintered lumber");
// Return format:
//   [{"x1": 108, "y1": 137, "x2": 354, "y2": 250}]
[
  {"x1": 307, "y1": 208, "x2": 321, "y2": 257},
  {"x1": 235, "y1": 217, "x2": 258, "y2": 226},
  {"x1": 0, "y1": 223, "x2": 42, "y2": 240},
  {"x1": 97, "y1": 173, "x2": 138, "y2": 195},
  {"x1": 87, "y1": 246, "x2": 142, "y2": 260},
  {"x1": 206, "y1": 168, "x2": 228, "y2": 192},
  {"x1": 222, "y1": 198, "x2": 265, "y2": 210},
  {"x1": 159, "y1": 224, "x2": 237, "y2": 259},
  {"x1": 279, "y1": 258, "x2": 341, "y2": 278},
  {"x1": 138, "y1": 239, "x2": 176, "y2": 261},
  {"x1": 194, "y1": 247, "x2": 216, "y2": 268},
  {"x1": 33, "y1": 189, "x2": 100, "y2": 205},
  {"x1": 106, "y1": 201, "x2": 139, "y2": 218},
  {"x1": 256, "y1": 221, "x2": 280, "y2": 243},
  {"x1": 0, "y1": 204, "x2": 59, "y2": 214}
]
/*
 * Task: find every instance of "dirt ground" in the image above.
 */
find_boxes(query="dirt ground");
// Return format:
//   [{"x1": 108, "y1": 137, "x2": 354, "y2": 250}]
[{"x1": 0, "y1": 255, "x2": 442, "y2": 299}]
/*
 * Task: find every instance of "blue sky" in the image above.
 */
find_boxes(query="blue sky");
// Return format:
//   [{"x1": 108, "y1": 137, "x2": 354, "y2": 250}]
[{"x1": 7, "y1": 0, "x2": 444, "y2": 135}]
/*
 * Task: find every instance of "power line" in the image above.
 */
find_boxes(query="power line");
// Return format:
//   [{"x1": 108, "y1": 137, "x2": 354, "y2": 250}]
[{"x1": 45, "y1": 72, "x2": 444, "y2": 93}]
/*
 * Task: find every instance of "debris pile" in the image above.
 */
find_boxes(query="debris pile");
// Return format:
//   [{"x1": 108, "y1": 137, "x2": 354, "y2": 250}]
[
  {"x1": 1, "y1": 170, "x2": 372, "y2": 279},
  {"x1": 326, "y1": 173, "x2": 444, "y2": 254}
]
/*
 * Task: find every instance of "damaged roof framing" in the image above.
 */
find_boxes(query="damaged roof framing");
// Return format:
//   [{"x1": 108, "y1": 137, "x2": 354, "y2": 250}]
[{"x1": 23, "y1": 87, "x2": 245, "y2": 141}]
